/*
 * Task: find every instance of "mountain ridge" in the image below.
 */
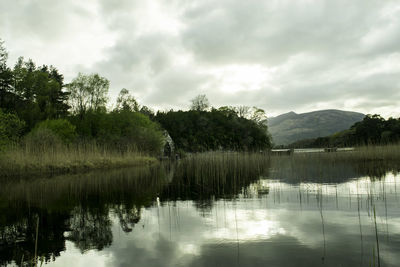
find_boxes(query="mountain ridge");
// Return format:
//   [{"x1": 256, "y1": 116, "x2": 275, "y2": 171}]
[{"x1": 267, "y1": 109, "x2": 365, "y2": 145}]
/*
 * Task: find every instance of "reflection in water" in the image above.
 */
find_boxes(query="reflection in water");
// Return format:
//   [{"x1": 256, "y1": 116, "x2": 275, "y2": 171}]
[
  {"x1": 0, "y1": 165, "x2": 169, "y2": 266},
  {"x1": 67, "y1": 205, "x2": 112, "y2": 252},
  {"x1": 0, "y1": 153, "x2": 400, "y2": 266}
]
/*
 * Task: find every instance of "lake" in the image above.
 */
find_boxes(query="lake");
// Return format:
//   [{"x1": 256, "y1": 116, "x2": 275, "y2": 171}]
[{"x1": 1, "y1": 152, "x2": 399, "y2": 266}]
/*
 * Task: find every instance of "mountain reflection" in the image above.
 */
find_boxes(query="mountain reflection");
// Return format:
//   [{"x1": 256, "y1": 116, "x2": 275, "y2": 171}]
[{"x1": 0, "y1": 153, "x2": 399, "y2": 266}]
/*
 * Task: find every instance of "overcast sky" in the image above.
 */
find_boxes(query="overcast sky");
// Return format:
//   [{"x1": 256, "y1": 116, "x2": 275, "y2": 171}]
[{"x1": 1, "y1": 0, "x2": 399, "y2": 117}]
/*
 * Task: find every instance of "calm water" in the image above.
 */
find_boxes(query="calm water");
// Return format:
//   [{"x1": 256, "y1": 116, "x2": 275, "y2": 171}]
[{"x1": 1, "y1": 153, "x2": 400, "y2": 266}]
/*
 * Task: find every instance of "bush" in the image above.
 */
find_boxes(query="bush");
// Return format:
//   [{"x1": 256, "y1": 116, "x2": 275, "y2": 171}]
[
  {"x1": 0, "y1": 109, "x2": 25, "y2": 150},
  {"x1": 69, "y1": 110, "x2": 164, "y2": 155},
  {"x1": 24, "y1": 128, "x2": 63, "y2": 153},
  {"x1": 36, "y1": 119, "x2": 77, "y2": 143}
]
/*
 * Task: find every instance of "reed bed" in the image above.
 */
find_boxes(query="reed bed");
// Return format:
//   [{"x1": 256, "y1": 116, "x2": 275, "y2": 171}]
[
  {"x1": 0, "y1": 164, "x2": 167, "y2": 209},
  {"x1": 162, "y1": 152, "x2": 271, "y2": 200},
  {"x1": 0, "y1": 164, "x2": 168, "y2": 265},
  {"x1": 268, "y1": 143, "x2": 400, "y2": 183},
  {"x1": 0, "y1": 142, "x2": 156, "y2": 178}
]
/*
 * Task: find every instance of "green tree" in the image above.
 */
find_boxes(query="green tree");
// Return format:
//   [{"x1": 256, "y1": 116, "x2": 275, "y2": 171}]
[
  {"x1": 0, "y1": 109, "x2": 25, "y2": 150},
  {"x1": 7, "y1": 58, "x2": 69, "y2": 129},
  {"x1": 36, "y1": 119, "x2": 77, "y2": 143},
  {"x1": 140, "y1": 105, "x2": 155, "y2": 119},
  {"x1": 0, "y1": 39, "x2": 13, "y2": 108},
  {"x1": 115, "y1": 88, "x2": 139, "y2": 112},
  {"x1": 156, "y1": 108, "x2": 271, "y2": 152},
  {"x1": 67, "y1": 73, "x2": 109, "y2": 115}
]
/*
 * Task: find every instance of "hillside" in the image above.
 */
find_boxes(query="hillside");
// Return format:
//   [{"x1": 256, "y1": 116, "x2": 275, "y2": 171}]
[{"x1": 267, "y1": 109, "x2": 365, "y2": 145}]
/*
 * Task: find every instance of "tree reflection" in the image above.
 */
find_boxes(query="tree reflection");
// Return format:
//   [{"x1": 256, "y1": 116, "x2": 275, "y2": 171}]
[
  {"x1": 0, "y1": 164, "x2": 167, "y2": 265},
  {"x1": 114, "y1": 205, "x2": 141, "y2": 233},
  {"x1": 0, "y1": 207, "x2": 69, "y2": 266},
  {"x1": 67, "y1": 205, "x2": 112, "y2": 252},
  {"x1": 0, "y1": 153, "x2": 399, "y2": 266}
]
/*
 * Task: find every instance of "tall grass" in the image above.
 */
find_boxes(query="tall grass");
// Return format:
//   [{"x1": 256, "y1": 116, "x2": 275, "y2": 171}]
[
  {"x1": 0, "y1": 141, "x2": 156, "y2": 178},
  {"x1": 268, "y1": 144, "x2": 400, "y2": 183},
  {"x1": 0, "y1": 164, "x2": 169, "y2": 266},
  {"x1": 353, "y1": 144, "x2": 400, "y2": 161},
  {"x1": 161, "y1": 152, "x2": 271, "y2": 201}
]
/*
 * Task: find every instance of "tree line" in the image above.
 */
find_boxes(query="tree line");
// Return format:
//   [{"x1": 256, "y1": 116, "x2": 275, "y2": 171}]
[
  {"x1": 0, "y1": 39, "x2": 272, "y2": 154},
  {"x1": 288, "y1": 114, "x2": 400, "y2": 148}
]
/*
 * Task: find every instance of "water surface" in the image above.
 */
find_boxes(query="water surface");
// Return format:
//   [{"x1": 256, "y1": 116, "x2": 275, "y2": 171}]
[{"x1": 1, "y1": 154, "x2": 399, "y2": 266}]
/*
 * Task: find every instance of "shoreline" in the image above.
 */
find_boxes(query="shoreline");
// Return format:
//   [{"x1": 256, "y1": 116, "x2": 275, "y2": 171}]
[{"x1": 0, "y1": 150, "x2": 158, "y2": 179}]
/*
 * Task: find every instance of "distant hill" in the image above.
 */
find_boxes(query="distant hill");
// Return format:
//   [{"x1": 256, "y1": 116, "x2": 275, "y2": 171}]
[{"x1": 267, "y1": 109, "x2": 365, "y2": 145}]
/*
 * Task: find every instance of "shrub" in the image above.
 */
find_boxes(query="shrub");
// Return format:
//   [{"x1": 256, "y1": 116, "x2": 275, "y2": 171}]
[
  {"x1": 36, "y1": 119, "x2": 77, "y2": 143},
  {"x1": 24, "y1": 128, "x2": 63, "y2": 153},
  {"x1": 0, "y1": 109, "x2": 25, "y2": 150}
]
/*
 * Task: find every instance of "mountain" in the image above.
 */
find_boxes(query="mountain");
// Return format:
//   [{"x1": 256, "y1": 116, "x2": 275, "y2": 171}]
[{"x1": 267, "y1": 109, "x2": 365, "y2": 145}]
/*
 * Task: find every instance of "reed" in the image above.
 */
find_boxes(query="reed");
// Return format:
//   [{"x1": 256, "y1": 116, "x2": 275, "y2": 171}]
[
  {"x1": 297, "y1": 143, "x2": 400, "y2": 161},
  {"x1": 0, "y1": 142, "x2": 156, "y2": 178},
  {"x1": 267, "y1": 144, "x2": 400, "y2": 184},
  {"x1": 163, "y1": 152, "x2": 271, "y2": 200}
]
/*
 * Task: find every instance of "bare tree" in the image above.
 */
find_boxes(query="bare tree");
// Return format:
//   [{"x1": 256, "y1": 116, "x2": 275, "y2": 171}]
[
  {"x1": 190, "y1": 94, "x2": 210, "y2": 111},
  {"x1": 0, "y1": 39, "x2": 8, "y2": 68},
  {"x1": 234, "y1": 105, "x2": 267, "y2": 124},
  {"x1": 236, "y1": 106, "x2": 251, "y2": 118}
]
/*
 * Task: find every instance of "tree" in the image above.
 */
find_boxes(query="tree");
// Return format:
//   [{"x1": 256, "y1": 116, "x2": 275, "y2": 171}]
[
  {"x1": 140, "y1": 105, "x2": 155, "y2": 119},
  {"x1": 67, "y1": 73, "x2": 109, "y2": 115},
  {"x1": 156, "y1": 109, "x2": 272, "y2": 152},
  {"x1": 88, "y1": 73, "x2": 109, "y2": 112},
  {"x1": 0, "y1": 39, "x2": 7, "y2": 68},
  {"x1": 115, "y1": 88, "x2": 139, "y2": 112},
  {"x1": 190, "y1": 94, "x2": 210, "y2": 111},
  {"x1": 249, "y1": 106, "x2": 267, "y2": 125},
  {"x1": 0, "y1": 109, "x2": 25, "y2": 150},
  {"x1": 36, "y1": 119, "x2": 77, "y2": 143},
  {"x1": 233, "y1": 106, "x2": 267, "y2": 124},
  {"x1": 236, "y1": 106, "x2": 250, "y2": 118},
  {"x1": 0, "y1": 39, "x2": 13, "y2": 106},
  {"x1": 0, "y1": 55, "x2": 69, "y2": 129}
]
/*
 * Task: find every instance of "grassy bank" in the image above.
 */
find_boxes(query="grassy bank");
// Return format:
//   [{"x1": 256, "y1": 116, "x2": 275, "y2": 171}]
[
  {"x1": 285, "y1": 143, "x2": 400, "y2": 161},
  {"x1": 0, "y1": 143, "x2": 157, "y2": 178}
]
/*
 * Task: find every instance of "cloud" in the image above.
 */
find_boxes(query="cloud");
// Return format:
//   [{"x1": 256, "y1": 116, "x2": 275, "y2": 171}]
[{"x1": 1, "y1": 0, "x2": 399, "y2": 117}]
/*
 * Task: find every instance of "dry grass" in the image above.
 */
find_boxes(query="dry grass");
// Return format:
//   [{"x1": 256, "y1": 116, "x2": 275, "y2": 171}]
[
  {"x1": 286, "y1": 143, "x2": 400, "y2": 162},
  {"x1": 268, "y1": 143, "x2": 400, "y2": 183},
  {"x1": 0, "y1": 143, "x2": 157, "y2": 178}
]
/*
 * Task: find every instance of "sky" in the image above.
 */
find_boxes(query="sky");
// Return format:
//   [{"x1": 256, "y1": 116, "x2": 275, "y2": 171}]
[{"x1": 1, "y1": 0, "x2": 400, "y2": 118}]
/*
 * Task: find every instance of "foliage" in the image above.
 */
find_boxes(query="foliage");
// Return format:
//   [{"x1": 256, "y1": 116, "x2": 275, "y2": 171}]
[
  {"x1": 66, "y1": 73, "x2": 109, "y2": 115},
  {"x1": 0, "y1": 39, "x2": 11, "y2": 96},
  {"x1": 35, "y1": 119, "x2": 77, "y2": 143},
  {"x1": 155, "y1": 108, "x2": 271, "y2": 152},
  {"x1": 218, "y1": 105, "x2": 267, "y2": 124},
  {"x1": 115, "y1": 88, "x2": 139, "y2": 112},
  {"x1": 0, "y1": 51, "x2": 69, "y2": 130},
  {"x1": 288, "y1": 114, "x2": 400, "y2": 148},
  {"x1": 0, "y1": 109, "x2": 25, "y2": 150},
  {"x1": 69, "y1": 110, "x2": 164, "y2": 154},
  {"x1": 139, "y1": 105, "x2": 155, "y2": 119},
  {"x1": 190, "y1": 94, "x2": 210, "y2": 111},
  {"x1": 24, "y1": 128, "x2": 63, "y2": 153},
  {"x1": 0, "y1": 39, "x2": 7, "y2": 67},
  {"x1": 0, "y1": 40, "x2": 273, "y2": 157}
]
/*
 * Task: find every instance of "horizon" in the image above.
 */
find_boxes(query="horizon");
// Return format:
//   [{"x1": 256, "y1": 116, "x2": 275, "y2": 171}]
[{"x1": 1, "y1": 0, "x2": 399, "y2": 118}]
